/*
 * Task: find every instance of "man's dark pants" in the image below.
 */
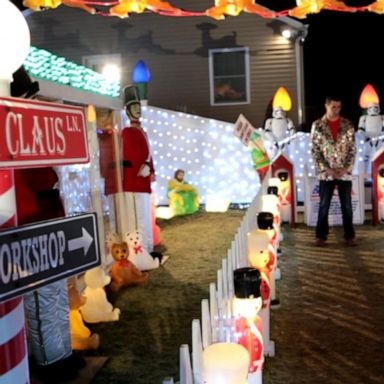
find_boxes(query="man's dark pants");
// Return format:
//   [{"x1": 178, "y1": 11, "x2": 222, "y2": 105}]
[{"x1": 316, "y1": 179, "x2": 355, "y2": 240}]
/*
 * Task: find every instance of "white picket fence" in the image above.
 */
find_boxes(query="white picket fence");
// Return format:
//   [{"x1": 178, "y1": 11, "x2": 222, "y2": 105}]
[{"x1": 164, "y1": 167, "x2": 286, "y2": 384}]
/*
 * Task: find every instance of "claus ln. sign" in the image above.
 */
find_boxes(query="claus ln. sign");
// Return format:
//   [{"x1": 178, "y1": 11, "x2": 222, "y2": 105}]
[{"x1": 0, "y1": 96, "x2": 88, "y2": 168}]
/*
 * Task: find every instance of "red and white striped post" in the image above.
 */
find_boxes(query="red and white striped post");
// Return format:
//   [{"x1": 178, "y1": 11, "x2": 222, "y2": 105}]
[
  {"x1": 0, "y1": 170, "x2": 30, "y2": 384},
  {"x1": 0, "y1": 1, "x2": 32, "y2": 381}
]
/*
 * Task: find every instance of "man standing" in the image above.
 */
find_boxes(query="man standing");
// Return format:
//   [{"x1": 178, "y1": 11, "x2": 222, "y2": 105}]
[{"x1": 310, "y1": 96, "x2": 357, "y2": 247}]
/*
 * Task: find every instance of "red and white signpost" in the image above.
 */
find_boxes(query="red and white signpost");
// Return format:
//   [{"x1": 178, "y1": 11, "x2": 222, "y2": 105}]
[{"x1": 0, "y1": 96, "x2": 89, "y2": 383}]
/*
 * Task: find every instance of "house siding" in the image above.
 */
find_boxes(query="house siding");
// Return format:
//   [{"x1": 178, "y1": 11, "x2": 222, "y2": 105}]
[{"x1": 26, "y1": 5, "x2": 301, "y2": 128}]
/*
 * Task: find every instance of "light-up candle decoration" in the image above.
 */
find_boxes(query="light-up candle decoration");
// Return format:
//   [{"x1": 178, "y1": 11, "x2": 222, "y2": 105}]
[
  {"x1": 359, "y1": 84, "x2": 379, "y2": 109},
  {"x1": 132, "y1": 60, "x2": 151, "y2": 103},
  {"x1": 0, "y1": 2, "x2": 31, "y2": 383},
  {"x1": 202, "y1": 342, "x2": 249, "y2": 384},
  {"x1": 233, "y1": 267, "x2": 264, "y2": 382},
  {"x1": 272, "y1": 86, "x2": 292, "y2": 112}
]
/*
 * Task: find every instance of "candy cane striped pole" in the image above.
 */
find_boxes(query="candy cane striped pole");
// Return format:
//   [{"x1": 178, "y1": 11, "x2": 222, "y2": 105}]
[
  {"x1": 0, "y1": 297, "x2": 29, "y2": 384},
  {"x1": 0, "y1": 80, "x2": 29, "y2": 384}
]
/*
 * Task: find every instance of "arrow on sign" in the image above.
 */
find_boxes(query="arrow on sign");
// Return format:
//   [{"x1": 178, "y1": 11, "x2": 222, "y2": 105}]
[{"x1": 68, "y1": 227, "x2": 94, "y2": 256}]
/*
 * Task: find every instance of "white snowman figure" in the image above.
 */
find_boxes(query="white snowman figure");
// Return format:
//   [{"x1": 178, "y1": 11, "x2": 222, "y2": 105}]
[
  {"x1": 264, "y1": 106, "x2": 295, "y2": 154},
  {"x1": 79, "y1": 267, "x2": 120, "y2": 323},
  {"x1": 357, "y1": 102, "x2": 384, "y2": 167}
]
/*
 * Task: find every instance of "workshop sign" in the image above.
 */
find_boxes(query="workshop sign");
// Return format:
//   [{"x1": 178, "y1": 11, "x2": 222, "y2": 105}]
[
  {"x1": 0, "y1": 96, "x2": 88, "y2": 168},
  {"x1": 0, "y1": 213, "x2": 100, "y2": 302}
]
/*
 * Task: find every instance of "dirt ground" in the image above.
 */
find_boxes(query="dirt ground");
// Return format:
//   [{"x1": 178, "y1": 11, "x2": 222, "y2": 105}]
[{"x1": 86, "y1": 210, "x2": 384, "y2": 384}]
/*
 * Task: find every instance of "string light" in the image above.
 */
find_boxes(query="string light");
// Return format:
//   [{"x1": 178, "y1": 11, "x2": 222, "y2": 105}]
[
  {"x1": 22, "y1": 0, "x2": 378, "y2": 18},
  {"x1": 24, "y1": 46, "x2": 120, "y2": 97}
]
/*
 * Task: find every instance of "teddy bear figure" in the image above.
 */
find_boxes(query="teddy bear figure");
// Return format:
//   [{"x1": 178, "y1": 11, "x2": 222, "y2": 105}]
[
  {"x1": 109, "y1": 242, "x2": 149, "y2": 292},
  {"x1": 67, "y1": 282, "x2": 100, "y2": 350},
  {"x1": 79, "y1": 267, "x2": 121, "y2": 323},
  {"x1": 125, "y1": 230, "x2": 162, "y2": 271}
]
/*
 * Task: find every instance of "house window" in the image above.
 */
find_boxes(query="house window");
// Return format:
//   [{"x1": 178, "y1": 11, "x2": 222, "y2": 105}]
[
  {"x1": 209, "y1": 47, "x2": 250, "y2": 106},
  {"x1": 82, "y1": 54, "x2": 122, "y2": 81}
]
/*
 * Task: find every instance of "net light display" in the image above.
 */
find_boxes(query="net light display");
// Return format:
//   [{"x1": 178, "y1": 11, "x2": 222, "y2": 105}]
[
  {"x1": 59, "y1": 108, "x2": 380, "y2": 214},
  {"x1": 24, "y1": 46, "x2": 120, "y2": 97},
  {"x1": 136, "y1": 106, "x2": 262, "y2": 206}
]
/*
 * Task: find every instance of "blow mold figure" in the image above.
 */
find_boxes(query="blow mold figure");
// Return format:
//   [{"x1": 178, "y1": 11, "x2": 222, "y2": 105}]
[
  {"x1": 79, "y1": 267, "x2": 121, "y2": 323},
  {"x1": 121, "y1": 85, "x2": 155, "y2": 252},
  {"x1": 233, "y1": 267, "x2": 264, "y2": 381},
  {"x1": 125, "y1": 230, "x2": 162, "y2": 271},
  {"x1": 357, "y1": 102, "x2": 384, "y2": 166},
  {"x1": 264, "y1": 106, "x2": 295, "y2": 152},
  {"x1": 167, "y1": 169, "x2": 199, "y2": 216},
  {"x1": 67, "y1": 281, "x2": 100, "y2": 350},
  {"x1": 247, "y1": 229, "x2": 275, "y2": 357}
]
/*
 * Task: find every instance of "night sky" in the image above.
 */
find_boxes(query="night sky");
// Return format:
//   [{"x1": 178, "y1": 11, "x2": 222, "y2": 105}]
[
  {"x1": 259, "y1": 0, "x2": 384, "y2": 127},
  {"x1": 303, "y1": 10, "x2": 384, "y2": 125}
]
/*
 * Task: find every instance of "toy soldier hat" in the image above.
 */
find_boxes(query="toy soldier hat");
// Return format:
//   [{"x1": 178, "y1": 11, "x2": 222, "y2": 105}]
[
  {"x1": 278, "y1": 171, "x2": 289, "y2": 182},
  {"x1": 234, "y1": 267, "x2": 261, "y2": 299},
  {"x1": 257, "y1": 211, "x2": 274, "y2": 230},
  {"x1": 123, "y1": 85, "x2": 141, "y2": 106},
  {"x1": 267, "y1": 186, "x2": 278, "y2": 196}
]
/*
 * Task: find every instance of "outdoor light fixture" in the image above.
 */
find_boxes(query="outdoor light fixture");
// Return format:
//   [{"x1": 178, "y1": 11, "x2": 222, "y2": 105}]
[
  {"x1": 202, "y1": 342, "x2": 249, "y2": 384},
  {"x1": 102, "y1": 63, "x2": 121, "y2": 83},
  {"x1": 281, "y1": 27, "x2": 294, "y2": 39}
]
